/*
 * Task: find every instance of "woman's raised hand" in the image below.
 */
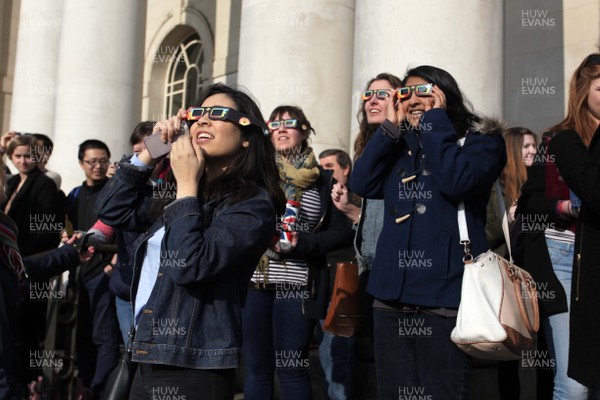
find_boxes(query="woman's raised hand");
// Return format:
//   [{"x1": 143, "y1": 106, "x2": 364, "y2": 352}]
[
  {"x1": 170, "y1": 122, "x2": 205, "y2": 199},
  {"x1": 425, "y1": 85, "x2": 446, "y2": 111},
  {"x1": 386, "y1": 88, "x2": 406, "y2": 126}
]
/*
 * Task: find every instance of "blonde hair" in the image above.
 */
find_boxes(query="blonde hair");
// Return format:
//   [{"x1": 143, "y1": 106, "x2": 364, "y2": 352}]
[{"x1": 7, "y1": 134, "x2": 36, "y2": 158}]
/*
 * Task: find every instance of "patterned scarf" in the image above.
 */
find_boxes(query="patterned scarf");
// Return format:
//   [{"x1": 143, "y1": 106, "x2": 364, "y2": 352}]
[
  {"x1": 255, "y1": 147, "x2": 320, "y2": 286},
  {"x1": 276, "y1": 147, "x2": 320, "y2": 202},
  {"x1": 0, "y1": 212, "x2": 25, "y2": 282}
]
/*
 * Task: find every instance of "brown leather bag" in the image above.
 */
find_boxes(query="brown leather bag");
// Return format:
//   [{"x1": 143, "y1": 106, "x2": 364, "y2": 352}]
[{"x1": 323, "y1": 262, "x2": 362, "y2": 337}]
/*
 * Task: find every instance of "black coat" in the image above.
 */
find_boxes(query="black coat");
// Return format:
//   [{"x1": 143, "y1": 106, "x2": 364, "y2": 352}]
[
  {"x1": 516, "y1": 138, "x2": 570, "y2": 316},
  {"x1": 0, "y1": 212, "x2": 81, "y2": 399},
  {"x1": 24, "y1": 243, "x2": 81, "y2": 281},
  {"x1": 1, "y1": 168, "x2": 63, "y2": 257},
  {"x1": 284, "y1": 168, "x2": 354, "y2": 319},
  {"x1": 549, "y1": 124, "x2": 600, "y2": 388}
]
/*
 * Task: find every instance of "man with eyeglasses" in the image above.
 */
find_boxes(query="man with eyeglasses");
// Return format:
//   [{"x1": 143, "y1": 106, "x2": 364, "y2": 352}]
[{"x1": 65, "y1": 139, "x2": 120, "y2": 399}]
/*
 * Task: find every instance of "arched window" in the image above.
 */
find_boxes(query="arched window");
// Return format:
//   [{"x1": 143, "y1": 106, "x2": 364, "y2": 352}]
[{"x1": 164, "y1": 34, "x2": 205, "y2": 116}]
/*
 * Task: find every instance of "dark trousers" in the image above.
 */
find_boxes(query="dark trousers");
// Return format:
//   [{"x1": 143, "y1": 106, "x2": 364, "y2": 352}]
[
  {"x1": 129, "y1": 363, "x2": 235, "y2": 400},
  {"x1": 242, "y1": 288, "x2": 315, "y2": 400},
  {"x1": 373, "y1": 307, "x2": 471, "y2": 400},
  {"x1": 76, "y1": 271, "x2": 120, "y2": 395}
]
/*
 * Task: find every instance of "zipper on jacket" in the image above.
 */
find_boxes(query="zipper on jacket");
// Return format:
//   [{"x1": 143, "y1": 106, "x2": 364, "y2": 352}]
[{"x1": 574, "y1": 220, "x2": 584, "y2": 302}]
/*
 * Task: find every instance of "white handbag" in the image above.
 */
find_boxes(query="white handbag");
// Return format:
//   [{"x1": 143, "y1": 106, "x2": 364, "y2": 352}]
[{"x1": 450, "y1": 180, "x2": 540, "y2": 360}]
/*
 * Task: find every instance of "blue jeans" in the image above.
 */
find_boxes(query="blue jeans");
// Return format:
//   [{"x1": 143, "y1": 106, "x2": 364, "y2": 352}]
[
  {"x1": 242, "y1": 288, "x2": 314, "y2": 400},
  {"x1": 544, "y1": 238, "x2": 587, "y2": 400},
  {"x1": 76, "y1": 271, "x2": 121, "y2": 395},
  {"x1": 373, "y1": 307, "x2": 470, "y2": 400},
  {"x1": 318, "y1": 325, "x2": 356, "y2": 400},
  {"x1": 115, "y1": 297, "x2": 132, "y2": 347}
]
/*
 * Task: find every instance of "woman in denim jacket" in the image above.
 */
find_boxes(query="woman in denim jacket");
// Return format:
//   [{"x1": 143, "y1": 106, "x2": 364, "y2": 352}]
[{"x1": 96, "y1": 84, "x2": 285, "y2": 400}]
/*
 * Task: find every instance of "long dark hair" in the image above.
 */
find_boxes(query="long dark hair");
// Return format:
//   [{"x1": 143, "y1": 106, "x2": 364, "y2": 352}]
[
  {"x1": 354, "y1": 73, "x2": 402, "y2": 159},
  {"x1": 402, "y1": 66, "x2": 480, "y2": 136},
  {"x1": 153, "y1": 83, "x2": 285, "y2": 216}
]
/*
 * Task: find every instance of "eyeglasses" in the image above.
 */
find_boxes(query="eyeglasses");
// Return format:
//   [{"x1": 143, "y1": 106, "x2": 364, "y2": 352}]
[
  {"x1": 186, "y1": 106, "x2": 269, "y2": 136},
  {"x1": 267, "y1": 119, "x2": 299, "y2": 131},
  {"x1": 362, "y1": 90, "x2": 391, "y2": 101},
  {"x1": 82, "y1": 159, "x2": 110, "y2": 167},
  {"x1": 396, "y1": 84, "x2": 434, "y2": 100}
]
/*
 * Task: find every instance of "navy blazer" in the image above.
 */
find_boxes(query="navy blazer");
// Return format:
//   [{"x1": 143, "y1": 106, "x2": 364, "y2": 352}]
[{"x1": 350, "y1": 109, "x2": 506, "y2": 308}]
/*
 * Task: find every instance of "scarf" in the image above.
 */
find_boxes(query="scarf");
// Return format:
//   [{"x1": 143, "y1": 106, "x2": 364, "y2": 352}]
[
  {"x1": 256, "y1": 147, "x2": 320, "y2": 286},
  {"x1": 276, "y1": 147, "x2": 320, "y2": 202},
  {"x1": 0, "y1": 212, "x2": 25, "y2": 282}
]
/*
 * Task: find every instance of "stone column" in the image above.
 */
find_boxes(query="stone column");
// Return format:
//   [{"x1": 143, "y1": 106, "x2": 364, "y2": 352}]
[
  {"x1": 10, "y1": 0, "x2": 64, "y2": 134},
  {"x1": 52, "y1": 0, "x2": 147, "y2": 191},
  {"x1": 237, "y1": 0, "x2": 355, "y2": 156},
  {"x1": 350, "y1": 0, "x2": 503, "y2": 146}
]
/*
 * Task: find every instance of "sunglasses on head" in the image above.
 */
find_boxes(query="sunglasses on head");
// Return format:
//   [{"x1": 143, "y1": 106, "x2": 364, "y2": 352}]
[
  {"x1": 396, "y1": 84, "x2": 434, "y2": 100},
  {"x1": 186, "y1": 106, "x2": 269, "y2": 136},
  {"x1": 362, "y1": 89, "x2": 391, "y2": 101},
  {"x1": 267, "y1": 119, "x2": 299, "y2": 131}
]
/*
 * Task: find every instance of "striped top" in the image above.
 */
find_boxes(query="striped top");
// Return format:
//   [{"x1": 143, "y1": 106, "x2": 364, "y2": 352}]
[
  {"x1": 252, "y1": 186, "x2": 322, "y2": 286},
  {"x1": 545, "y1": 227, "x2": 575, "y2": 244}
]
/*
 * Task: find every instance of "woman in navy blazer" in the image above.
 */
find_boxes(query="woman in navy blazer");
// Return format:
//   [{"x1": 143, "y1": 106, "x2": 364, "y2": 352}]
[{"x1": 350, "y1": 65, "x2": 506, "y2": 399}]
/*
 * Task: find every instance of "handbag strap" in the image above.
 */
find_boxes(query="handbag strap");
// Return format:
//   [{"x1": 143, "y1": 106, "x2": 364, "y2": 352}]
[
  {"x1": 457, "y1": 181, "x2": 512, "y2": 263},
  {"x1": 495, "y1": 182, "x2": 514, "y2": 263},
  {"x1": 456, "y1": 137, "x2": 473, "y2": 262},
  {"x1": 456, "y1": 137, "x2": 513, "y2": 263}
]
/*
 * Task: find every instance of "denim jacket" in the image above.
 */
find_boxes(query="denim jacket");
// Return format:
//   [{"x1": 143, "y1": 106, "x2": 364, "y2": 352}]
[{"x1": 95, "y1": 162, "x2": 276, "y2": 369}]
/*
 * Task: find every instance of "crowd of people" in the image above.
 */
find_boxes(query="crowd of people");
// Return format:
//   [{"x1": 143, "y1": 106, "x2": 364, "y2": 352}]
[{"x1": 0, "y1": 52, "x2": 599, "y2": 400}]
